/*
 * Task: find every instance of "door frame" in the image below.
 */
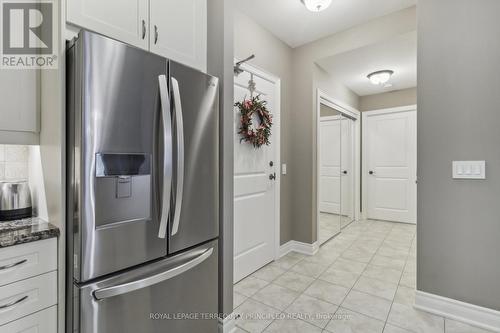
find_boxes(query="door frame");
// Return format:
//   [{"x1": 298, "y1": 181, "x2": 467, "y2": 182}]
[
  {"x1": 316, "y1": 89, "x2": 361, "y2": 244},
  {"x1": 361, "y1": 105, "x2": 417, "y2": 221},
  {"x1": 234, "y1": 59, "x2": 282, "y2": 259}
]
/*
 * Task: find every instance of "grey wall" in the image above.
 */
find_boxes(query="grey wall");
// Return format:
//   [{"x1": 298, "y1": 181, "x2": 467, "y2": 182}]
[
  {"x1": 234, "y1": 11, "x2": 294, "y2": 244},
  {"x1": 418, "y1": 0, "x2": 500, "y2": 311},
  {"x1": 359, "y1": 87, "x2": 416, "y2": 111},
  {"x1": 207, "y1": 0, "x2": 234, "y2": 316}
]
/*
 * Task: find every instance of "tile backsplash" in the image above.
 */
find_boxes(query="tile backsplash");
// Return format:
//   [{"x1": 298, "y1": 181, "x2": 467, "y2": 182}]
[{"x1": 0, "y1": 145, "x2": 29, "y2": 181}]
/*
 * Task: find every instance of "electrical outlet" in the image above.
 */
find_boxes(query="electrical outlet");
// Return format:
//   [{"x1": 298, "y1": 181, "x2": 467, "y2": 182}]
[{"x1": 452, "y1": 161, "x2": 485, "y2": 179}]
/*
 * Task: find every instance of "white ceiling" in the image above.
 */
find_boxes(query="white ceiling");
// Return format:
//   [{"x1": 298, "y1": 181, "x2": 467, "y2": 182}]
[
  {"x1": 316, "y1": 32, "x2": 417, "y2": 96},
  {"x1": 235, "y1": 0, "x2": 416, "y2": 48}
]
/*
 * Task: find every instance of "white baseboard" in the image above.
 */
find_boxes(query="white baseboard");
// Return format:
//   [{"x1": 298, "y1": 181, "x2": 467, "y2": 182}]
[
  {"x1": 279, "y1": 240, "x2": 319, "y2": 258},
  {"x1": 218, "y1": 313, "x2": 236, "y2": 333},
  {"x1": 415, "y1": 291, "x2": 500, "y2": 332}
]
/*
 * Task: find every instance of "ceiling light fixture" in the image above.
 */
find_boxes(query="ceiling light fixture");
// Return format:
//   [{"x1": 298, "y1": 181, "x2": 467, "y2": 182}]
[
  {"x1": 301, "y1": 0, "x2": 332, "y2": 12},
  {"x1": 367, "y1": 70, "x2": 394, "y2": 86}
]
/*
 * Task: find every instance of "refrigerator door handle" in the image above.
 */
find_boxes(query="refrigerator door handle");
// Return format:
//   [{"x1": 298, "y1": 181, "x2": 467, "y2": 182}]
[
  {"x1": 93, "y1": 247, "x2": 213, "y2": 300},
  {"x1": 158, "y1": 75, "x2": 173, "y2": 239},
  {"x1": 170, "y1": 77, "x2": 184, "y2": 236}
]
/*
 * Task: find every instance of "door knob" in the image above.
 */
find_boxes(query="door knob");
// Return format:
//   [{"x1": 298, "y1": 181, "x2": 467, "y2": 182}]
[
  {"x1": 369, "y1": 171, "x2": 374, "y2": 175},
  {"x1": 342, "y1": 170, "x2": 348, "y2": 175},
  {"x1": 269, "y1": 161, "x2": 274, "y2": 167},
  {"x1": 154, "y1": 25, "x2": 159, "y2": 44},
  {"x1": 269, "y1": 173, "x2": 276, "y2": 180}
]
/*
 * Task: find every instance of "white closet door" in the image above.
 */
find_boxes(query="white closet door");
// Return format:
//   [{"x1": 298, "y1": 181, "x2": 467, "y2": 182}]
[
  {"x1": 319, "y1": 118, "x2": 342, "y2": 214},
  {"x1": 365, "y1": 109, "x2": 417, "y2": 223},
  {"x1": 341, "y1": 117, "x2": 354, "y2": 227}
]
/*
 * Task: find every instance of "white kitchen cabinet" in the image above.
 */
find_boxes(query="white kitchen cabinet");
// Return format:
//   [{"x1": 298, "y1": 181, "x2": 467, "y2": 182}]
[
  {"x1": 0, "y1": 272, "x2": 57, "y2": 326},
  {"x1": 150, "y1": 0, "x2": 207, "y2": 71},
  {"x1": 0, "y1": 239, "x2": 58, "y2": 332},
  {"x1": 0, "y1": 306, "x2": 57, "y2": 333},
  {"x1": 67, "y1": 0, "x2": 149, "y2": 49},
  {"x1": 0, "y1": 69, "x2": 39, "y2": 139},
  {"x1": 66, "y1": 0, "x2": 207, "y2": 72},
  {"x1": 0, "y1": 238, "x2": 57, "y2": 287}
]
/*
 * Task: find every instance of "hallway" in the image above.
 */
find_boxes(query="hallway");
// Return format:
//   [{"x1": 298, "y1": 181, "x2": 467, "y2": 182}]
[{"x1": 233, "y1": 220, "x2": 490, "y2": 333}]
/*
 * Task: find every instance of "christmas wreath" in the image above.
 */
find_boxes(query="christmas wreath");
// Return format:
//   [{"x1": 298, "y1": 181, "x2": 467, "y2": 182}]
[{"x1": 235, "y1": 95, "x2": 273, "y2": 148}]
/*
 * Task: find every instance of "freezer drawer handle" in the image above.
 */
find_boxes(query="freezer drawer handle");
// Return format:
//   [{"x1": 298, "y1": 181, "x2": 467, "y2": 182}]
[
  {"x1": 170, "y1": 77, "x2": 184, "y2": 236},
  {"x1": 157, "y1": 75, "x2": 173, "y2": 239},
  {"x1": 93, "y1": 247, "x2": 213, "y2": 301},
  {"x1": 0, "y1": 295, "x2": 28, "y2": 310},
  {"x1": 0, "y1": 259, "x2": 27, "y2": 271}
]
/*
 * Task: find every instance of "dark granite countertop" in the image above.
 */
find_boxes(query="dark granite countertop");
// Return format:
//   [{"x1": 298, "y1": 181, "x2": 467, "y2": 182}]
[{"x1": 0, "y1": 217, "x2": 60, "y2": 248}]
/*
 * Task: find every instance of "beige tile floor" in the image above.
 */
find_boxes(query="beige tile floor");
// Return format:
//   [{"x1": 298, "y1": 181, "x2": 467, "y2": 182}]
[{"x1": 233, "y1": 219, "x2": 493, "y2": 333}]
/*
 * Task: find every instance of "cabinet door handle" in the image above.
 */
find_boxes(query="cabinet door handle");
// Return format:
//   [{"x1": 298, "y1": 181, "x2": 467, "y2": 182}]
[
  {"x1": 0, "y1": 259, "x2": 27, "y2": 271},
  {"x1": 0, "y1": 295, "x2": 28, "y2": 310},
  {"x1": 154, "y1": 25, "x2": 159, "y2": 44},
  {"x1": 141, "y1": 20, "x2": 146, "y2": 39}
]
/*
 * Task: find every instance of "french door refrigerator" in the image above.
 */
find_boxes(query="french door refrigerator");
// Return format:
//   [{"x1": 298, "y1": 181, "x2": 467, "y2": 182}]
[{"x1": 66, "y1": 30, "x2": 219, "y2": 333}]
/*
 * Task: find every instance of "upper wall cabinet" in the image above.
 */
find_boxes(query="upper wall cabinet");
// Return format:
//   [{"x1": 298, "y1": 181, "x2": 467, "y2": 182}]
[
  {"x1": 150, "y1": 0, "x2": 207, "y2": 71},
  {"x1": 66, "y1": 0, "x2": 207, "y2": 72},
  {"x1": 0, "y1": 70, "x2": 39, "y2": 144},
  {"x1": 67, "y1": 0, "x2": 149, "y2": 50}
]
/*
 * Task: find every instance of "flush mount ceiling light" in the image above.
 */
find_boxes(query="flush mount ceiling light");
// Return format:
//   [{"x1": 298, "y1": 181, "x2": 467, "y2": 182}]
[
  {"x1": 367, "y1": 70, "x2": 394, "y2": 86},
  {"x1": 301, "y1": 0, "x2": 332, "y2": 12}
]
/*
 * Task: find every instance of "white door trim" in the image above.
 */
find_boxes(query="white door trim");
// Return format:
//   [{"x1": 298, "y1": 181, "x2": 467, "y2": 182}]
[
  {"x1": 361, "y1": 104, "x2": 417, "y2": 221},
  {"x1": 235, "y1": 59, "x2": 281, "y2": 260},
  {"x1": 316, "y1": 89, "x2": 361, "y2": 244}
]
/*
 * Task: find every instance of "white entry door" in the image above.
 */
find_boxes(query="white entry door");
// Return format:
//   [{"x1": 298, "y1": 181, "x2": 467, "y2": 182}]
[
  {"x1": 319, "y1": 118, "x2": 341, "y2": 214},
  {"x1": 364, "y1": 108, "x2": 417, "y2": 223},
  {"x1": 233, "y1": 69, "x2": 279, "y2": 283}
]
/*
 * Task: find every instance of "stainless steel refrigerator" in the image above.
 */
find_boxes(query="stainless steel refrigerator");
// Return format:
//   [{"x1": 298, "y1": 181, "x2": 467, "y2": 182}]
[{"x1": 66, "y1": 30, "x2": 219, "y2": 333}]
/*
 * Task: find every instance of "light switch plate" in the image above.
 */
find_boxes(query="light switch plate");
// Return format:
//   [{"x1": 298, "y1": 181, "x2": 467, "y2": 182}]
[
  {"x1": 282, "y1": 163, "x2": 287, "y2": 175},
  {"x1": 452, "y1": 161, "x2": 485, "y2": 179}
]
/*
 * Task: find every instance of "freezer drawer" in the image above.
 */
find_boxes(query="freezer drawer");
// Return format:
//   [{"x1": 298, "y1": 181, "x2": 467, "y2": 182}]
[{"x1": 75, "y1": 240, "x2": 218, "y2": 333}]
